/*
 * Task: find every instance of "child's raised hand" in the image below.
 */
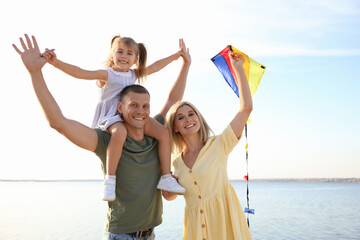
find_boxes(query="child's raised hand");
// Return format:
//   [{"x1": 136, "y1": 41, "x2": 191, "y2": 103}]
[
  {"x1": 42, "y1": 48, "x2": 57, "y2": 65},
  {"x1": 174, "y1": 50, "x2": 183, "y2": 60}
]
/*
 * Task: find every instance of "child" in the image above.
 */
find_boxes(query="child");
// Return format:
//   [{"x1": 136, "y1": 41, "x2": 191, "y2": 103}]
[{"x1": 43, "y1": 35, "x2": 186, "y2": 201}]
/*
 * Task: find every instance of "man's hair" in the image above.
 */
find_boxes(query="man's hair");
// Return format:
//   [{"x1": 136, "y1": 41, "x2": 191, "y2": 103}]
[{"x1": 119, "y1": 84, "x2": 150, "y2": 102}]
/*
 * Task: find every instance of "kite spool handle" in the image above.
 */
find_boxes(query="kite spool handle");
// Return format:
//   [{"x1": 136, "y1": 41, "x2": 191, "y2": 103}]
[{"x1": 244, "y1": 208, "x2": 255, "y2": 214}]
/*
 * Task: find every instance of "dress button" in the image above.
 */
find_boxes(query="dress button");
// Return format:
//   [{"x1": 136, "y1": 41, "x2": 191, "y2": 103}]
[
  {"x1": 202, "y1": 224, "x2": 205, "y2": 228},
  {"x1": 189, "y1": 169, "x2": 192, "y2": 173},
  {"x1": 198, "y1": 195, "x2": 201, "y2": 199},
  {"x1": 200, "y1": 209, "x2": 204, "y2": 213},
  {"x1": 203, "y1": 238, "x2": 206, "y2": 240},
  {"x1": 194, "y1": 181, "x2": 197, "y2": 185}
]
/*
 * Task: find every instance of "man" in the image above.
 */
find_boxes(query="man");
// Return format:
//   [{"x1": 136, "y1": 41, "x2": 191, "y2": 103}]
[{"x1": 13, "y1": 34, "x2": 190, "y2": 239}]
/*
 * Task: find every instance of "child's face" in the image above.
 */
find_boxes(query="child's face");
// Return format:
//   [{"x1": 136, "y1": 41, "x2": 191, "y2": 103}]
[{"x1": 112, "y1": 42, "x2": 138, "y2": 72}]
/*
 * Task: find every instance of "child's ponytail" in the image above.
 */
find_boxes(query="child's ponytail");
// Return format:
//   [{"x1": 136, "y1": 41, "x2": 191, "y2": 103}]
[{"x1": 135, "y1": 43, "x2": 147, "y2": 84}]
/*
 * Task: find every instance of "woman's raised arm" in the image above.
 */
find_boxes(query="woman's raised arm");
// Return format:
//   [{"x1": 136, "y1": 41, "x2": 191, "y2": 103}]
[{"x1": 229, "y1": 52, "x2": 253, "y2": 139}]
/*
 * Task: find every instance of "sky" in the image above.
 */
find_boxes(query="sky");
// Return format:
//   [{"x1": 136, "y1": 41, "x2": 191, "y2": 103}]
[{"x1": 0, "y1": 0, "x2": 359, "y2": 180}]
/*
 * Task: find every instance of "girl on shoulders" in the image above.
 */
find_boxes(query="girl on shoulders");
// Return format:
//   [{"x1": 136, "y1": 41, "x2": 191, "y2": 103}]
[{"x1": 43, "y1": 35, "x2": 186, "y2": 201}]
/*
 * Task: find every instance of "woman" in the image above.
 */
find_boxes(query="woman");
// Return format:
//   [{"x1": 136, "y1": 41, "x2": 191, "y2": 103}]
[{"x1": 166, "y1": 52, "x2": 253, "y2": 240}]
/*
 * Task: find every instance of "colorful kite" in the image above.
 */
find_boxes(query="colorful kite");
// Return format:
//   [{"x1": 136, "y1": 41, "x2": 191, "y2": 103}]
[
  {"x1": 211, "y1": 46, "x2": 266, "y2": 228},
  {"x1": 211, "y1": 45, "x2": 266, "y2": 97}
]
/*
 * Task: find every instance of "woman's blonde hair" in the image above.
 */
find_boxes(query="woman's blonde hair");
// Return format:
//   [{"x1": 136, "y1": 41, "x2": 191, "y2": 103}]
[
  {"x1": 166, "y1": 101, "x2": 213, "y2": 155},
  {"x1": 104, "y1": 35, "x2": 147, "y2": 84}
]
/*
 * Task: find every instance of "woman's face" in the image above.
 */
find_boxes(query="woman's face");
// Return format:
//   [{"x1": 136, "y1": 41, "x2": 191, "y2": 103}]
[{"x1": 173, "y1": 105, "x2": 201, "y2": 136}]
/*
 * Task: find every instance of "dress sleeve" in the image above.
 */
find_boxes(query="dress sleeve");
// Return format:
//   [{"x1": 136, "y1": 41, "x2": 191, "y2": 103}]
[
  {"x1": 216, "y1": 124, "x2": 241, "y2": 155},
  {"x1": 105, "y1": 68, "x2": 113, "y2": 83}
]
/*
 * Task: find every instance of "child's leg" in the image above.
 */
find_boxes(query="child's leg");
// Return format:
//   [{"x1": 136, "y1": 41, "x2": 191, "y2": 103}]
[
  {"x1": 145, "y1": 118, "x2": 185, "y2": 195},
  {"x1": 144, "y1": 118, "x2": 171, "y2": 175},
  {"x1": 102, "y1": 121, "x2": 127, "y2": 201},
  {"x1": 107, "y1": 121, "x2": 127, "y2": 176}
]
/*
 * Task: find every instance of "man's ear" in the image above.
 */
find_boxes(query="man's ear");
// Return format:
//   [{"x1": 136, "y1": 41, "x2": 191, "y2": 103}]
[{"x1": 117, "y1": 101, "x2": 123, "y2": 113}]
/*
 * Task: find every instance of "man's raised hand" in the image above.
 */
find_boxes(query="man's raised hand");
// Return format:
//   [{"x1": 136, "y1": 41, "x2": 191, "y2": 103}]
[{"x1": 13, "y1": 34, "x2": 46, "y2": 73}]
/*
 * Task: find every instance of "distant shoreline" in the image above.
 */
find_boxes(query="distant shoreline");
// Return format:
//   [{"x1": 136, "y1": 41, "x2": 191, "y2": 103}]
[
  {"x1": 1, "y1": 178, "x2": 359, "y2": 183},
  {"x1": 238, "y1": 178, "x2": 360, "y2": 183},
  {"x1": 0, "y1": 179, "x2": 103, "y2": 182}
]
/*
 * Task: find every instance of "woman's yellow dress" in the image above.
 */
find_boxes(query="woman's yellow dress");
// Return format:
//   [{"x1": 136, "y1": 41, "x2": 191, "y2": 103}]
[{"x1": 173, "y1": 125, "x2": 252, "y2": 240}]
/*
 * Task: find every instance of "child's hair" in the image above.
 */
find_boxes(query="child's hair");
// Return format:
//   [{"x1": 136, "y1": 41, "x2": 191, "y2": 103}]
[{"x1": 105, "y1": 35, "x2": 147, "y2": 84}]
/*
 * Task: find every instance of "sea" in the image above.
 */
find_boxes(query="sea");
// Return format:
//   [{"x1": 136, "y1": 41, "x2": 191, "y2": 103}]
[{"x1": 1, "y1": 180, "x2": 359, "y2": 240}]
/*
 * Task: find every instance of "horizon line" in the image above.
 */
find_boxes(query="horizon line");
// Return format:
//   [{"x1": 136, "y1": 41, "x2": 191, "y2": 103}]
[{"x1": 1, "y1": 177, "x2": 359, "y2": 183}]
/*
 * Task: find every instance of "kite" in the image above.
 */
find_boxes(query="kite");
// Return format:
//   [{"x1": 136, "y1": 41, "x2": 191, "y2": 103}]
[
  {"x1": 211, "y1": 45, "x2": 266, "y2": 97},
  {"x1": 211, "y1": 46, "x2": 266, "y2": 228}
]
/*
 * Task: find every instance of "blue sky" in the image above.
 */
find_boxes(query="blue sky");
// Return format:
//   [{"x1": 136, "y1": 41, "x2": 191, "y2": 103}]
[{"x1": 0, "y1": 0, "x2": 359, "y2": 180}]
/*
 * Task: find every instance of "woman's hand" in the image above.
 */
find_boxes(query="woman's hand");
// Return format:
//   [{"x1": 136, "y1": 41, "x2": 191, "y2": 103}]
[
  {"x1": 229, "y1": 51, "x2": 244, "y2": 69},
  {"x1": 162, "y1": 171, "x2": 180, "y2": 201},
  {"x1": 162, "y1": 190, "x2": 178, "y2": 201}
]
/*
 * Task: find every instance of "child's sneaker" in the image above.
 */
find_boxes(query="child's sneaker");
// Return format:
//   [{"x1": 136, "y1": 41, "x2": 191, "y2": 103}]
[
  {"x1": 102, "y1": 176, "x2": 116, "y2": 201},
  {"x1": 157, "y1": 175, "x2": 185, "y2": 195}
]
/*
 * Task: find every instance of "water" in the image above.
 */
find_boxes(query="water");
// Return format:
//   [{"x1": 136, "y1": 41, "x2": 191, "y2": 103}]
[{"x1": 1, "y1": 180, "x2": 359, "y2": 240}]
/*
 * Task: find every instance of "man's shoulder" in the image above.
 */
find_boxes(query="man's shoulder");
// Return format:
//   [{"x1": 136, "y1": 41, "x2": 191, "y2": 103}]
[
  {"x1": 153, "y1": 114, "x2": 164, "y2": 125},
  {"x1": 95, "y1": 128, "x2": 111, "y2": 140},
  {"x1": 94, "y1": 129, "x2": 110, "y2": 157},
  {"x1": 94, "y1": 114, "x2": 163, "y2": 155}
]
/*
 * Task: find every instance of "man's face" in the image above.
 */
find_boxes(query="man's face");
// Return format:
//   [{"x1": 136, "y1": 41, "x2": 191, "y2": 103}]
[{"x1": 118, "y1": 91, "x2": 150, "y2": 130}]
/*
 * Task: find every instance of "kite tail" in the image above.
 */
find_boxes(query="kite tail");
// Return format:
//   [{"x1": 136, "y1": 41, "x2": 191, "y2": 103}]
[
  {"x1": 243, "y1": 123, "x2": 254, "y2": 226},
  {"x1": 245, "y1": 123, "x2": 250, "y2": 227}
]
